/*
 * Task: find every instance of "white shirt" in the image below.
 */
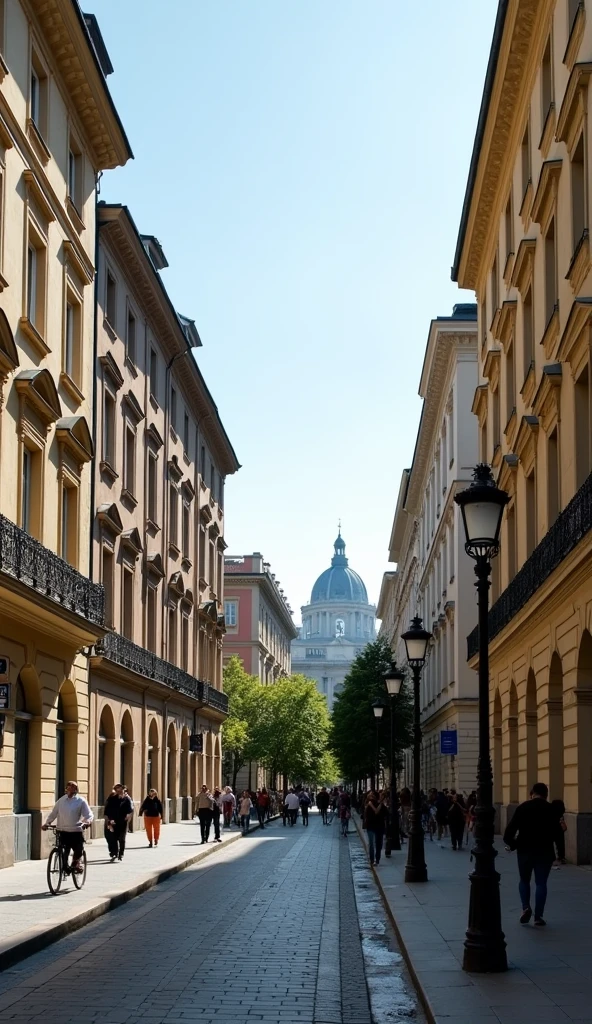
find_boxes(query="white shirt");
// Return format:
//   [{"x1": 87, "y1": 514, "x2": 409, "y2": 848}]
[
  {"x1": 45, "y1": 793, "x2": 93, "y2": 832},
  {"x1": 284, "y1": 793, "x2": 300, "y2": 810}
]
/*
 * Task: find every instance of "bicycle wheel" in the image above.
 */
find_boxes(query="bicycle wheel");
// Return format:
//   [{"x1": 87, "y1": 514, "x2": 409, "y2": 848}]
[
  {"x1": 72, "y1": 849, "x2": 87, "y2": 889},
  {"x1": 47, "y1": 848, "x2": 63, "y2": 894}
]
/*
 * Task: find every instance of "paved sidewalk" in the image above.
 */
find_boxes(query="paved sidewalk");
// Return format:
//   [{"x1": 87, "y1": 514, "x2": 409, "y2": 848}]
[
  {"x1": 355, "y1": 815, "x2": 592, "y2": 1024},
  {"x1": 0, "y1": 817, "x2": 272, "y2": 969}
]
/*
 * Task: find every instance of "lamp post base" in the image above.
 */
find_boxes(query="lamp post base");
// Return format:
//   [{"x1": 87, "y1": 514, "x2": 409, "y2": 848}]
[
  {"x1": 462, "y1": 865, "x2": 507, "y2": 973},
  {"x1": 404, "y1": 810, "x2": 427, "y2": 883}
]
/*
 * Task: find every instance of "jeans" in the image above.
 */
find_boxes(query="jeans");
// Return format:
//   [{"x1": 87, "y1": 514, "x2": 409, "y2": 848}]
[
  {"x1": 198, "y1": 809, "x2": 212, "y2": 842},
  {"x1": 289, "y1": 809, "x2": 298, "y2": 826},
  {"x1": 240, "y1": 814, "x2": 250, "y2": 832},
  {"x1": 257, "y1": 807, "x2": 266, "y2": 828},
  {"x1": 212, "y1": 811, "x2": 221, "y2": 841},
  {"x1": 517, "y1": 854, "x2": 553, "y2": 919},
  {"x1": 301, "y1": 805, "x2": 309, "y2": 825},
  {"x1": 450, "y1": 824, "x2": 464, "y2": 850},
  {"x1": 60, "y1": 831, "x2": 83, "y2": 870},
  {"x1": 105, "y1": 822, "x2": 127, "y2": 859},
  {"x1": 320, "y1": 807, "x2": 328, "y2": 824},
  {"x1": 367, "y1": 829, "x2": 383, "y2": 864}
]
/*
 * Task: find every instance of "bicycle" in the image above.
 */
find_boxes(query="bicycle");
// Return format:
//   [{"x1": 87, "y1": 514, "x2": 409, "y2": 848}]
[{"x1": 46, "y1": 825, "x2": 89, "y2": 895}]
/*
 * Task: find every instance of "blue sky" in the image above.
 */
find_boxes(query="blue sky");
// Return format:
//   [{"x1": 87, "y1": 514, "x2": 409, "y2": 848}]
[{"x1": 94, "y1": 0, "x2": 497, "y2": 622}]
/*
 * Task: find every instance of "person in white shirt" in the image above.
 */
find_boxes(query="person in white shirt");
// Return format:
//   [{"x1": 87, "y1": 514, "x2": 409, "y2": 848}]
[
  {"x1": 42, "y1": 781, "x2": 93, "y2": 874},
  {"x1": 284, "y1": 789, "x2": 300, "y2": 827}
]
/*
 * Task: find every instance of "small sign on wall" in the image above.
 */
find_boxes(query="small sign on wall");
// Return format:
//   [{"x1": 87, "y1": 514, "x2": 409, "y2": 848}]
[
  {"x1": 190, "y1": 733, "x2": 203, "y2": 753},
  {"x1": 0, "y1": 683, "x2": 10, "y2": 709},
  {"x1": 0, "y1": 656, "x2": 9, "y2": 683},
  {"x1": 440, "y1": 730, "x2": 458, "y2": 756}
]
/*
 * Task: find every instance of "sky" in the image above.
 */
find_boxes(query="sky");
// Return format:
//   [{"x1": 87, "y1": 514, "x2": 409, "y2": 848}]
[{"x1": 93, "y1": 0, "x2": 498, "y2": 622}]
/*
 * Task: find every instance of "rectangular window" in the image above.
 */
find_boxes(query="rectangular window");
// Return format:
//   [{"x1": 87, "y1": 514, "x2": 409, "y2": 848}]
[
  {"x1": 548, "y1": 427, "x2": 560, "y2": 527},
  {"x1": 526, "y1": 471, "x2": 536, "y2": 558},
  {"x1": 571, "y1": 132, "x2": 586, "y2": 252},
  {"x1": 61, "y1": 482, "x2": 78, "y2": 567},
  {"x1": 491, "y1": 250, "x2": 498, "y2": 317},
  {"x1": 480, "y1": 418, "x2": 487, "y2": 463},
  {"x1": 523, "y1": 286, "x2": 534, "y2": 381},
  {"x1": 148, "y1": 452, "x2": 158, "y2": 524},
  {"x1": 102, "y1": 547, "x2": 114, "y2": 629},
  {"x1": 181, "y1": 614, "x2": 189, "y2": 672},
  {"x1": 169, "y1": 484, "x2": 178, "y2": 547},
  {"x1": 149, "y1": 349, "x2": 158, "y2": 401},
  {"x1": 124, "y1": 424, "x2": 136, "y2": 496},
  {"x1": 544, "y1": 217, "x2": 557, "y2": 326},
  {"x1": 521, "y1": 120, "x2": 531, "y2": 200},
  {"x1": 224, "y1": 600, "x2": 237, "y2": 627},
  {"x1": 126, "y1": 307, "x2": 136, "y2": 366},
  {"x1": 480, "y1": 299, "x2": 487, "y2": 348},
  {"x1": 64, "y1": 295, "x2": 81, "y2": 384},
  {"x1": 199, "y1": 526, "x2": 206, "y2": 577},
  {"x1": 22, "y1": 448, "x2": 31, "y2": 533},
  {"x1": 493, "y1": 386, "x2": 500, "y2": 450},
  {"x1": 210, "y1": 462, "x2": 215, "y2": 496},
  {"x1": 168, "y1": 607, "x2": 177, "y2": 664},
  {"x1": 505, "y1": 192, "x2": 514, "y2": 260},
  {"x1": 209, "y1": 540, "x2": 215, "y2": 588},
  {"x1": 182, "y1": 501, "x2": 190, "y2": 559},
  {"x1": 170, "y1": 387, "x2": 177, "y2": 434},
  {"x1": 26, "y1": 234, "x2": 46, "y2": 332},
  {"x1": 30, "y1": 53, "x2": 47, "y2": 136},
  {"x1": 67, "y1": 139, "x2": 83, "y2": 214},
  {"x1": 568, "y1": 0, "x2": 581, "y2": 36},
  {"x1": 106, "y1": 270, "x2": 116, "y2": 329},
  {"x1": 200, "y1": 444, "x2": 206, "y2": 479},
  {"x1": 183, "y1": 412, "x2": 189, "y2": 453},
  {"x1": 506, "y1": 342, "x2": 516, "y2": 422},
  {"x1": 122, "y1": 568, "x2": 133, "y2": 639},
  {"x1": 575, "y1": 364, "x2": 590, "y2": 487},
  {"x1": 147, "y1": 586, "x2": 157, "y2": 653},
  {"x1": 218, "y1": 474, "x2": 224, "y2": 509},
  {"x1": 103, "y1": 388, "x2": 116, "y2": 467},
  {"x1": 541, "y1": 37, "x2": 553, "y2": 126}
]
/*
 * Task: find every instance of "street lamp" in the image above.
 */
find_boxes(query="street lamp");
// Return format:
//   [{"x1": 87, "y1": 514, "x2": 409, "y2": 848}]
[
  {"x1": 454, "y1": 463, "x2": 509, "y2": 974},
  {"x1": 401, "y1": 615, "x2": 432, "y2": 883},
  {"x1": 372, "y1": 699, "x2": 384, "y2": 789},
  {"x1": 384, "y1": 661, "x2": 405, "y2": 855}
]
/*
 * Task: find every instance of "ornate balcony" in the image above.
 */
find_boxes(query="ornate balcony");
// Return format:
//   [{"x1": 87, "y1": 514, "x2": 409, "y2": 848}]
[
  {"x1": 206, "y1": 684, "x2": 229, "y2": 715},
  {"x1": 467, "y1": 473, "x2": 592, "y2": 660},
  {"x1": 95, "y1": 631, "x2": 207, "y2": 702},
  {"x1": 0, "y1": 514, "x2": 104, "y2": 626}
]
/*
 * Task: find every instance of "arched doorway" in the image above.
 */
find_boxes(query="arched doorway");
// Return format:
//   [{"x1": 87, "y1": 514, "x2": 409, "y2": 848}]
[
  {"x1": 214, "y1": 733, "x2": 221, "y2": 790},
  {"x1": 120, "y1": 711, "x2": 134, "y2": 796},
  {"x1": 205, "y1": 731, "x2": 213, "y2": 790},
  {"x1": 147, "y1": 718, "x2": 160, "y2": 795},
  {"x1": 98, "y1": 704, "x2": 116, "y2": 806},
  {"x1": 493, "y1": 690, "x2": 502, "y2": 805},
  {"x1": 13, "y1": 678, "x2": 31, "y2": 815},
  {"x1": 525, "y1": 669, "x2": 538, "y2": 794},
  {"x1": 167, "y1": 722, "x2": 178, "y2": 802},
  {"x1": 508, "y1": 681, "x2": 519, "y2": 804},
  {"x1": 577, "y1": 631, "x2": 592, "y2": 813},
  {"x1": 55, "y1": 681, "x2": 78, "y2": 801},
  {"x1": 180, "y1": 727, "x2": 189, "y2": 798},
  {"x1": 548, "y1": 652, "x2": 564, "y2": 802}
]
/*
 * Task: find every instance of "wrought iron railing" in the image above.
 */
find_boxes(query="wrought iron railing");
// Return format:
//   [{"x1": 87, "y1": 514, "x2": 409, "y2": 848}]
[
  {"x1": 467, "y1": 473, "x2": 592, "y2": 659},
  {"x1": 96, "y1": 632, "x2": 206, "y2": 701},
  {"x1": 206, "y1": 684, "x2": 229, "y2": 714},
  {"x1": 0, "y1": 513, "x2": 104, "y2": 626}
]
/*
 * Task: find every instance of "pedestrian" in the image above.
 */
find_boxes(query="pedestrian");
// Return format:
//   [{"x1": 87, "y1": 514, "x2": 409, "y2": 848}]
[
  {"x1": 221, "y1": 786, "x2": 236, "y2": 828},
  {"x1": 104, "y1": 783, "x2": 133, "y2": 861},
  {"x1": 299, "y1": 789, "x2": 311, "y2": 826},
  {"x1": 550, "y1": 798, "x2": 567, "y2": 865},
  {"x1": 434, "y1": 789, "x2": 449, "y2": 840},
  {"x1": 284, "y1": 788, "x2": 300, "y2": 826},
  {"x1": 42, "y1": 781, "x2": 93, "y2": 874},
  {"x1": 238, "y1": 790, "x2": 253, "y2": 833},
  {"x1": 195, "y1": 784, "x2": 214, "y2": 844},
  {"x1": 338, "y1": 789, "x2": 352, "y2": 837},
  {"x1": 256, "y1": 787, "x2": 269, "y2": 829},
  {"x1": 447, "y1": 792, "x2": 465, "y2": 851},
  {"x1": 364, "y1": 790, "x2": 387, "y2": 866},
  {"x1": 212, "y1": 788, "x2": 223, "y2": 842},
  {"x1": 399, "y1": 786, "x2": 411, "y2": 837},
  {"x1": 317, "y1": 786, "x2": 330, "y2": 825},
  {"x1": 503, "y1": 782, "x2": 563, "y2": 926},
  {"x1": 139, "y1": 787, "x2": 163, "y2": 848}
]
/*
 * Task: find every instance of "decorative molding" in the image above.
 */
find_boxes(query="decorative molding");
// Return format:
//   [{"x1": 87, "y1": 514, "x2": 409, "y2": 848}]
[
  {"x1": 146, "y1": 552, "x2": 165, "y2": 580},
  {"x1": 557, "y1": 297, "x2": 592, "y2": 376},
  {"x1": 515, "y1": 415, "x2": 539, "y2": 475},
  {"x1": 168, "y1": 454, "x2": 183, "y2": 484},
  {"x1": 26, "y1": 118, "x2": 51, "y2": 167},
  {"x1": 483, "y1": 347, "x2": 501, "y2": 388},
  {"x1": 539, "y1": 102, "x2": 556, "y2": 158},
  {"x1": 510, "y1": 238, "x2": 536, "y2": 295},
  {"x1": 121, "y1": 527, "x2": 143, "y2": 560},
  {"x1": 14, "y1": 368, "x2": 61, "y2": 426},
  {"x1": 18, "y1": 316, "x2": 50, "y2": 358},
  {"x1": 532, "y1": 363, "x2": 562, "y2": 432},
  {"x1": 520, "y1": 361, "x2": 537, "y2": 409},
  {"x1": 99, "y1": 351, "x2": 124, "y2": 390},
  {"x1": 471, "y1": 383, "x2": 488, "y2": 424},
  {"x1": 530, "y1": 159, "x2": 562, "y2": 230},
  {"x1": 96, "y1": 502, "x2": 123, "y2": 536},
  {"x1": 496, "y1": 300, "x2": 517, "y2": 350},
  {"x1": 566, "y1": 229, "x2": 591, "y2": 295},
  {"x1": 541, "y1": 304, "x2": 560, "y2": 360},
  {"x1": 145, "y1": 422, "x2": 164, "y2": 450},
  {"x1": 556, "y1": 61, "x2": 592, "y2": 153},
  {"x1": 122, "y1": 389, "x2": 145, "y2": 424},
  {"x1": 23, "y1": 169, "x2": 55, "y2": 224},
  {"x1": 63, "y1": 239, "x2": 94, "y2": 286},
  {"x1": 504, "y1": 407, "x2": 518, "y2": 450},
  {"x1": 0, "y1": 309, "x2": 19, "y2": 377},
  {"x1": 563, "y1": 3, "x2": 586, "y2": 71},
  {"x1": 497, "y1": 453, "x2": 519, "y2": 494},
  {"x1": 55, "y1": 415, "x2": 94, "y2": 467}
]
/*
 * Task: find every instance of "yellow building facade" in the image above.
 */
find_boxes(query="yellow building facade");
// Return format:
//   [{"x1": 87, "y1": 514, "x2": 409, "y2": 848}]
[
  {"x1": 453, "y1": 0, "x2": 592, "y2": 860},
  {"x1": 0, "y1": 1, "x2": 131, "y2": 865}
]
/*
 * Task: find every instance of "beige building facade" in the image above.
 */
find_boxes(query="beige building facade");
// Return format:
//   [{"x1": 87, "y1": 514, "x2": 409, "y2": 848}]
[
  {"x1": 379, "y1": 306, "x2": 480, "y2": 795},
  {"x1": 0, "y1": 1, "x2": 131, "y2": 866},
  {"x1": 90, "y1": 204, "x2": 239, "y2": 824},
  {"x1": 453, "y1": 0, "x2": 592, "y2": 860}
]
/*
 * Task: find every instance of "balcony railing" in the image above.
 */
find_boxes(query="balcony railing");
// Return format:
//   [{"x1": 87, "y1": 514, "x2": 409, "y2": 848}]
[
  {"x1": 467, "y1": 473, "x2": 592, "y2": 660},
  {"x1": 206, "y1": 684, "x2": 229, "y2": 715},
  {"x1": 0, "y1": 514, "x2": 104, "y2": 626}
]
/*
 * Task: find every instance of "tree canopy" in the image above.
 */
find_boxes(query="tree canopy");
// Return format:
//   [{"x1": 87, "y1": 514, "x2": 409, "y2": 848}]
[{"x1": 222, "y1": 657, "x2": 265, "y2": 790}]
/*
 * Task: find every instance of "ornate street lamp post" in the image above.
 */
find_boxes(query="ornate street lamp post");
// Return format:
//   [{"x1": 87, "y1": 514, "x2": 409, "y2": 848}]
[
  {"x1": 454, "y1": 463, "x2": 509, "y2": 974},
  {"x1": 384, "y1": 661, "x2": 405, "y2": 855},
  {"x1": 372, "y1": 699, "x2": 384, "y2": 789},
  {"x1": 401, "y1": 616, "x2": 432, "y2": 883}
]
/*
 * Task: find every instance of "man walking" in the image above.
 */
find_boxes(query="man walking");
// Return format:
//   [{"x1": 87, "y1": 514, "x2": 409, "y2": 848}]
[
  {"x1": 42, "y1": 781, "x2": 93, "y2": 873},
  {"x1": 104, "y1": 783, "x2": 133, "y2": 861},
  {"x1": 317, "y1": 786, "x2": 330, "y2": 824},
  {"x1": 195, "y1": 784, "x2": 214, "y2": 844},
  {"x1": 299, "y1": 789, "x2": 311, "y2": 826},
  {"x1": 504, "y1": 782, "x2": 563, "y2": 926},
  {"x1": 284, "y1": 788, "x2": 300, "y2": 826}
]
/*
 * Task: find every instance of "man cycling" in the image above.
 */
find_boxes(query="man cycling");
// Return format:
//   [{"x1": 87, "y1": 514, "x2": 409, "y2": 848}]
[{"x1": 42, "y1": 780, "x2": 93, "y2": 874}]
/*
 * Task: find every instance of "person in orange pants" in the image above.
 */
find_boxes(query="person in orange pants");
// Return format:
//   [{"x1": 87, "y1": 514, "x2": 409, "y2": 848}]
[{"x1": 139, "y1": 788, "x2": 163, "y2": 847}]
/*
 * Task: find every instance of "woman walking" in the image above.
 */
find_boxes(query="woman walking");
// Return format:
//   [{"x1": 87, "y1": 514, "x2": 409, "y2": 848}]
[
  {"x1": 364, "y1": 790, "x2": 388, "y2": 866},
  {"x1": 221, "y1": 786, "x2": 236, "y2": 828},
  {"x1": 447, "y1": 791, "x2": 466, "y2": 851},
  {"x1": 195, "y1": 784, "x2": 214, "y2": 844},
  {"x1": 212, "y1": 788, "x2": 223, "y2": 843},
  {"x1": 139, "y1": 788, "x2": 163, "y2": 848},
  {"x1": 238, "y1": 791, "x2": 253, "y2": 834}
]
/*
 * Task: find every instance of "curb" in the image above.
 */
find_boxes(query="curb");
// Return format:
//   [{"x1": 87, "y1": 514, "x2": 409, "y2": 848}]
[
  {"x1": 0, "y1": 815, "x2": 279, "y2": 973},
  {"x1": 353, "y1": 813, "x2": 437, "y2": 1024}
]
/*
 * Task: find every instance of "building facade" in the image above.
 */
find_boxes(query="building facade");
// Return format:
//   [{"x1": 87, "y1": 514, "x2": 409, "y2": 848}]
[
  {"x1": 223, "y1": 553, "x2": 296, "y2": 682},
  {"x1": 452, "y1": 0, "x2": 592, "y2": 860},
  {"x1": 89, "y1": 204, "x2": 239, "y2": 824},
  {"x1": 379, "y1": 306, "x2": 480, "y2": 794},
  {"x1": 0, "y1": 1, "x2": 131, "y2": 867},
  {"x1": 292, "y1": 532, "x2": 376, "y2": 710}
]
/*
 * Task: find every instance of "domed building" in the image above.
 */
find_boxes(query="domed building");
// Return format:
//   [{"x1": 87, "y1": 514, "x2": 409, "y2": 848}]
[{"x1": 291, "y1": 531, "x2": 376, "y2": 709}]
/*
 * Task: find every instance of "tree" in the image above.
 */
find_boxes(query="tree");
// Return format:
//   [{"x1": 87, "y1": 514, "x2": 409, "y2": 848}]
[
  {"x1": 252, "y1": 674, "x2": 331, "y2": 787},
  {"x1": 331, "y1": 637, "x2": 413, "y2": 789},
  {"x1": 222, "y1": 657, "x2": 265, "y2": 791}
]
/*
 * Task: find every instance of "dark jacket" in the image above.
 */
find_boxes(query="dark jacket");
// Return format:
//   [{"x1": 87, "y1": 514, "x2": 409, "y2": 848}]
[
  {"x1": 104, "y1": 793, "x2": 133, "y2": 824},
  {"x1": 364, "y1": 801, "x2": 388, "y2": 832},
  {"x1": 447, "y1": 802, "x2": 466, "y2": 828},
  {"x1": 139, "y1": 796, "x2": 163, "y2": 818},
  {"x1": 503, "y1": 798, "x2": 562, "y2": 859},
  {"x1": 316, "y1": 792, "x2": 330, "y2": 811}
]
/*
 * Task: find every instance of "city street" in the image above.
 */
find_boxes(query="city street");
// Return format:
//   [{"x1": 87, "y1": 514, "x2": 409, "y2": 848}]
[{"x1": 0, "y1": 813, "x2": 423, "y2": 1024}]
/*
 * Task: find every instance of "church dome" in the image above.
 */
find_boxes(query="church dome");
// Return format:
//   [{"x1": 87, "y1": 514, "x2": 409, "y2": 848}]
[{"x1": 310, "y1": 532, "x2": 369, "y2": 605}]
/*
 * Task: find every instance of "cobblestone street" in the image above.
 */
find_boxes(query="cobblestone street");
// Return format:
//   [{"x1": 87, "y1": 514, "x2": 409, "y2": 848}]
[{"x1": 0, "y1": 813, "x2": 422, "y2": 1024}]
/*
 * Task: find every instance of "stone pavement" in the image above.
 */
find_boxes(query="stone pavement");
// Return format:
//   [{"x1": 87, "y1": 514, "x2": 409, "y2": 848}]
[
  {"x1": 355, "y1": 814, "x2": 592, "y2": 1024},
  {"x1": 0, "y1": 812, "x2": 424, "y2": 1024},
  {"x1": 0, "y1": 817, "x2": 264, "y2": 968}
]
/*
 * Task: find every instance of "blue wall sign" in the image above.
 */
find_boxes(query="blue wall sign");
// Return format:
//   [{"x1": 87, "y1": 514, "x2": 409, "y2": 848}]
[{"x1": 440, "y1": 730, "x2": 458, "y2": 756}]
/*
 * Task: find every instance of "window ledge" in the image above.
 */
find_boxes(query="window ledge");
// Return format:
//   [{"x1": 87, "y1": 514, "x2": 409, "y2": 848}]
[
  {"x1": 170, "y1": 426, "x2": 178, "y2": 443},
  {"x1": 149, "y1": 394, "x2": 159, "y2": 412},
  {"x1": 19, "y1": 316, "x2": 49, "y2": 357},
  {"x1": 121, "y1": 487, "x2": 138, "y2": 509},
  {"x1": 564, "y1": 2, "x2": 586, "y2": 71},
  {"x1": 0, "y1": 269, "x2": 8, "y2": 292},
  {"x1": 183, "y1": 452, "x2": 190, "y2": 466},
  {"x1": 0, "y1": 53, "x2": 8, "y2": 84},
  {"x1": 103, "y1": 317, "x2": 117, "y2": 342},
  {"x1": 566, "y1": 229, "x2": 591, "y2": 295},
  {"x1": 146, "y1": 517, "x2": 160, "y2": 534},
  {"x1": 66, "y1": 196, "x2": 84, "y2": 234},
  {"x1": 541, "y1": 303, "x2": 560, "y2": 360},
  {"x1": 125, "y1": 354, "x2": 138, "y2": 379},
  {"x1": 100, "y1": 459, "x2": 118, "y2": 484},
  {"x1": 181, "y1": 557, "x2": 192, "y2": 572},
  {"x1": 59, "y1": 371, "x2": 84, "y2": 406},
  {"x1": 168, "y1": 541, "x2": 181, "y2": 558},
  {"x1": 26, "y1": 118, "x2": 50, "y2": 166},
  {"x1": 200, "y1": 479, "x2": 207, "y2": 491}
]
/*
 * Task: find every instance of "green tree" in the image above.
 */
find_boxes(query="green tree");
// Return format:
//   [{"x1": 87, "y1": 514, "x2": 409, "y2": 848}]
[
  {"x1": 331, "y1": 637, "x2": 412, "y2": 789},
  {"x1": 222, "y1": 656, "x2": 264, "y2": 790},
  {"x1": 253, "y1": 674, "x2": 331, "y2": 787}
]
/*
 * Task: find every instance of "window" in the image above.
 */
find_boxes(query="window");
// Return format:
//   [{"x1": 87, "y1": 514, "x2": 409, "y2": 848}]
[
  {"x1": 148, "y1": 452, "x2": 158, "y2": 524},
  {"x1": 182, "y1": 501, "x2": 190, "y2": 559},
  {"x1": 548, "y1": 427, "x2": 560, "y2": 527},
  {"x1": 149, "y1": 349, "x2": 158, "y2": 401},
  {"x1": 506, "y1": 341, "x2": 516, "y2": 422},
  {"x1": 321, "y1": 677, "x2": 328, "y2": 694},
  {"x1": 103, "y1": 387, "x2": 116, "y2": 468},
  {"x1": 526, "y1": 471, "x2": 536, "y2": 558},
  {"x1": 183, "y1": 412, "x2": 189, "y2": 453},
  {"x1": 569, "y1": 0, "x2": 582, "y2": 35},
  {"x1": 571, "y1": 132, "x2": 586, "y2": 252},
  {"x1": 168, "y1": 607, "x2": 177, "y2": 664},
  {"x1": 170, "y1": 387, "x2": 177, "y2": 435},
  {"x1": 480, "y1": 417, "x2": 487, "y2": 463},
  {"x1": 60, "y1": 482, "x2": 78, "y2": 566},
  {"x1": 63, "y1": 294, "x2": 82, "y2": 385},
  {"x1": 126, "y1": 307, "x2": 136, "y2": 366},
  {"x1": 27, "y1": 245, "x2": 36, "y2": 323},
  {"x1": 169, "y1": 484, "x2": 178, "y2": 548},
  {"x1": 67, "y1": 138, "x2": 83, "y2": 214},
  {"x1": 181, "y1": 614, "x2": 189, "y2": 672},
  {"x1": 218, "y1": 473, "x2": 224, "y2": 509},
  {"x1": 210, "y1": 461, "x2": 215, "y2": 496},
  {"x1": 523, "y1": 286, "x2": 534, "y2": 381},
  {"x1": 21, "y1": 445, "x2": 41, "y2": 538},
  {"x1": 521, "y1": 119, "x2": 531, "y2": 201},
  {"x1": 106, "y1": 270, "x2": 116, "y2": 329},
  {"x1": 30, "y1": 52, "x2": 48, "y2": 137},
  {"x1": 102, "y1": 547, "x2": 114, "y2": 629},
  {"x1": 124, "y1": 424, "x2": 136, "y2": 496},
  {"x1": 199, "y1": 526, "x2": 205, "y2": 577},
  {"x1": 505, "y1": 191, "x2": 514, "y2": 261},
  {"x1": 209, "y1": 540, "x2": 215, "y2": 588},
  {"x1": 146, "y1": 586, "x2": 157, "y2": 653},
  {"x1": 575, "y1": 364, "x2": 590, "y2": 487},
  {"x1": 491, "y1": 250, "x2": 498, "y2": 318},
  {"x1": 480, "y1": 299, "x2": 487, "y2": 348},
  {"x1": 544, "y1": 217, "x2": 557, "y2": 326},
  {"x1": 492, "y1": 386, "x2": 500, "y2": 450},
  {"x1": 122, "y1": 567, "x2": 133, "y2": 639},
  {"x1": 200, "y1": 444, "x2": 206, "y2": 479},
  {"x1": 22, "y1": 448, "x2": 31, "y2": 533},
  {"x1": 541, "y1": 37, "x2": 553, "y2": 125},
  {"x1": 224, "y1": 600, "x2": 237, "y2": 627},
  {"x1": 26, "y1": 229, "x2": 46, "y2": 333}
]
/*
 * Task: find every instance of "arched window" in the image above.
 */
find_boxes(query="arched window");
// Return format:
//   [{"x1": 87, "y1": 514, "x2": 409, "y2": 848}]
[
  {"x1": 55, "y1": 694, "x2": 65, "y2": 801},
  {"x1": 120, "y1": 711, "x2": 134, "y2": 794},
  {"x1": 335, "y1": 618, "x2": 345, "y2": 638},
  {"x1": 147, "y1": 718, "x2": 159, "y2": 794},
  {"x1": 98, "y1": 705, "x2": 116, "y2": 806}
]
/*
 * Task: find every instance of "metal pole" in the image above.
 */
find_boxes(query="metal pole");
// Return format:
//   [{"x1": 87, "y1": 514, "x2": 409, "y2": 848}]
[
  {"x1": 404, "y1": 665, "x2": 427, "y2": 882},
  {"x1": 386, "y1": 696, "x2": 400, "y2": 854},
  {"x1": 463, "y1": 557, "x2": 507, "y2": 972},
  {"x1": 375, "y1": 720, "x2": 380, "y2": 789}
]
